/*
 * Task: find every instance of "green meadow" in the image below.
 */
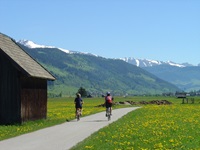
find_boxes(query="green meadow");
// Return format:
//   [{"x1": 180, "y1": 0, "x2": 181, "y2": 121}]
[{"x1": 1, "y1": 96, "x2": 200, "y2": 149}]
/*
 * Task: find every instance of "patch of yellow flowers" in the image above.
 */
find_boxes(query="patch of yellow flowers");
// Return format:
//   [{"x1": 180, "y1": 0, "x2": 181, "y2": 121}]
[
  {"x1": 0, "y1": 97, "x2": 105, "y2": 140},
  {"x1": 79, "y1": 104, "x2": 200, "y2": 149}
]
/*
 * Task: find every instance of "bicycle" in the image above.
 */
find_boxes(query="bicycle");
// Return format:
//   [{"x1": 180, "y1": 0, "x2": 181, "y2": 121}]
[
  {"x1": 106, "y1": 107, "x2": 111, "y2": 121},
  {"x1": 76, "y1": 108, "x2": 81, "y2": 121}
]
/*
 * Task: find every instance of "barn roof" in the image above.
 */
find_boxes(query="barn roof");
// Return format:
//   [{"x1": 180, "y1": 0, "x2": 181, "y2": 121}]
[{"x1": 0, "y1": 33, "x2": 55, "y2": 80}]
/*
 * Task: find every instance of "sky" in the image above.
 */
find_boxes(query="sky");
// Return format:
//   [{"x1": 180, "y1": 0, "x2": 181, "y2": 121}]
[{"x1": 0, "y1": 0, "x2": 200, "y2": 65}]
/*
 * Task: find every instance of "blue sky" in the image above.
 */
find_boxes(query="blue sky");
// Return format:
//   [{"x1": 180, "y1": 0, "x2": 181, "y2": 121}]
[{"x1": 1, "y1": 0, "x2": 200, "y2": 65}]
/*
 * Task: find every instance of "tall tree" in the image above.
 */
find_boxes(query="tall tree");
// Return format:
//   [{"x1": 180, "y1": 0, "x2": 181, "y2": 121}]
[{"x1": 78, "y1": 87, "x2": 87, "y2": 97}]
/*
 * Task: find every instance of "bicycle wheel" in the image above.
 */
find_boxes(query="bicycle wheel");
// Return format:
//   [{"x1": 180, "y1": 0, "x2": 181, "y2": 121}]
[
  {"x1": 107, "y1": 107, "x2": 111, "y2": 121},
  {"x1": 77, "y1": 109, "x2": 80, "y2": 121},
  {"x1": 108, "y1": 114, "x2": 111, "y2": 121},
  {"x1": 77, "y1": 114, "x2": 80, "y2": 121}
]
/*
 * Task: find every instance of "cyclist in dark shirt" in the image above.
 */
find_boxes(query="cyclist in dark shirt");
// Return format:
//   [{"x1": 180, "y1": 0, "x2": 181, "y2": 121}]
[{"x1": 74, "y1": 93, "x2": 83, "y2": 118}]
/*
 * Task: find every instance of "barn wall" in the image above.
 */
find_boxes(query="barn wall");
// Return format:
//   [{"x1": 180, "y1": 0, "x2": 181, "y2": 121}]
[
  {"x1": 0, "y1": 51, "x2": 21, "y2": 125},
  {"x1": 20, "y1": 77, "x2": 47, "y2": 122}
]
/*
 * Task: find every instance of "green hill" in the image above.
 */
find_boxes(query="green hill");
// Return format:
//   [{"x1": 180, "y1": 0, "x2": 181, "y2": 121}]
[
  {"x1": 20, "y1": 45, "x2": 180, "y2": 97},
  {"x1": 143, "y1": 65, "x2": 200, "y2": 92}
]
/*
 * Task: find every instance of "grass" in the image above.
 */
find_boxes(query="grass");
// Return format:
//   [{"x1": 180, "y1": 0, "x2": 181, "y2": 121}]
[
  {"x1": 72, "y1": 104, "x2": 200, "y2": 149},
  {"x1": 1, "y1": 96, "x2": 200, "y2": 149},
  {"x1": 0, "y1": 96, "x2": 129, "y2": 141},
  {"x1": 71, "y1": 96, "x2": 200, "y2": 150}
]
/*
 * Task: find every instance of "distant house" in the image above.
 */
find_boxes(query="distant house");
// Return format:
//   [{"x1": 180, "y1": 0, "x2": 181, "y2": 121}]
[
  {"x1": 175, "y1": 92, "x2": 187, "y2": 98},
  {"x1": 0, "y1": 33, "x2": 55, "y2": 125}
]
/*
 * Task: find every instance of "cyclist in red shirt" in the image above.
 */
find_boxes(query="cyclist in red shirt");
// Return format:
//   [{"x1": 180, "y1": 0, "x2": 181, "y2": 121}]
[{"x1": 105, "y1": 92, "x2": 113, "y2": 116}]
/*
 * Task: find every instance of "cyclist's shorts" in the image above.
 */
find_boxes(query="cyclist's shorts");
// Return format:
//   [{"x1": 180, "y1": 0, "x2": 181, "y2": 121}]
[
  {"x1": 75, "y1": 104, "x2": 82, "y2": 109},
  {"x1": 106, "y1": 103, "x2": 112, "y2": 108}
]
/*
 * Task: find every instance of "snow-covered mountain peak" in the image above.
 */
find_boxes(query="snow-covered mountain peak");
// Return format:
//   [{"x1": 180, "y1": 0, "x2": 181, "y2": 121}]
[
  {"x1": 17, "y1": 39, "x2": 102, "y2": 58},
  {"x1": 18, "y1": 40, "x2": 54, "y2": 49},
  {"x1": 17, "y1": 40, "x2": 70, "y2": 54},
  {"x1": 166, "y1": 61, "x2": 185, "y2": 67},
  {"x1": 121, "y1": 57, "x2": 192, "y2": 68}
]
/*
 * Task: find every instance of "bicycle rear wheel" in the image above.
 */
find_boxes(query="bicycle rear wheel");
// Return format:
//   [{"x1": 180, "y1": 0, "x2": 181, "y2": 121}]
[
  {"x1": 107, "y1": 107, "x2": 111, "y2": 121},
  {"x1": 77, "y1": 114, "x2": 80, "y2": 121},
  {"x1": 108, "y1": 114, "x2": 111, "y2": 121},
  {"x1": 77, "y1": 109, "x2": 80, "y2": 121}
]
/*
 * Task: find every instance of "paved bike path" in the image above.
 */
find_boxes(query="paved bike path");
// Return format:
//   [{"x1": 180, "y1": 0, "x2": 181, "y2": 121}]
[{"x1": 0, "y1": 107, "x2": 140, "y2": 150}]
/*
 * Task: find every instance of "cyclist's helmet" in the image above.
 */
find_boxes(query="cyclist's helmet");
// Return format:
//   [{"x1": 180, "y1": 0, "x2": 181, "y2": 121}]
[
  {"x1": 76, "y1": 93, "x2": 81, "y2": 97},
  {"x1": 107, "y1": 92, "x2": 110, "y2": 96}
]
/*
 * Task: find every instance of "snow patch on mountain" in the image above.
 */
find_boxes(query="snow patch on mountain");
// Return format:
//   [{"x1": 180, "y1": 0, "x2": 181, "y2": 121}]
[
  {"x1": 166, "y1": 61, "x2": 185, "y2": 67},
  {"x1": 120, "y1": 57, "x2": 190, "y2": 68},
  {"x1": 17, "y1": 40, "x2": 71, "y2": 54},
  {"x1": 135, "y1": 59, "x2": 140, "y2": 66},
  {"x1": 17, "y1": 40, "x2": 101, "y2": 58}
]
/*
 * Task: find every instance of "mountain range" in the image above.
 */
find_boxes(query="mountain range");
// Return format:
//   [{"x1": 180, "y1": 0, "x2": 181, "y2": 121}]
[
  {"x1": 19, "y1": 40, "x2": 198, "y2": 68},
  {"x1": 121, "y1": 57, "x2": 200, "y2": 92},
  {"x1": 121, "y1": 57, "x2": 196, "y2": 67},
  {"x1": 17, "y1": 40, "x2": 181, "y2": 97}
]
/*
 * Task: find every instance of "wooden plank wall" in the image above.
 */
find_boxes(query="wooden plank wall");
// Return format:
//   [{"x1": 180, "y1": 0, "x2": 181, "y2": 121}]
[
  {"x1": 0, "y1": 51, "x2": 21, "y2": 125},
  {"x1": 20, "y1": 77, "x2": 47, "y2": 122},
  {"x1": 0, "y1": 50, "x2": 48, "y2": 124}
]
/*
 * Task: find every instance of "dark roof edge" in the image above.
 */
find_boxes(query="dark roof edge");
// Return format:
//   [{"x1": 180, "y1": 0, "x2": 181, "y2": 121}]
[
  {"x1": 0, "y1": 33, "x2": 55, "y2": 80},
  {"x1": 0, "y1": 32, "x2": 16, "y2": 42},
  {"x1": 11, "y1": 37, "x2": 56, "y2": 81},
  {"x1": 0, "y1": 47, "x2": 31, "y2": 77}
]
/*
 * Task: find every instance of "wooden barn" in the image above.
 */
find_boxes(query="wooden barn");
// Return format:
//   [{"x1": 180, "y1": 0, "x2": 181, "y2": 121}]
[{"x1": 0, "y1": 33, "x2": 55, "y2": 125}]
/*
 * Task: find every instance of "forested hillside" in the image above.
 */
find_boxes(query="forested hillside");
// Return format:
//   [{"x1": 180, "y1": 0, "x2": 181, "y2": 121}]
[
  {"x1": 19, "y1": 44, "x2": 180, "y2": 97},
  {"x1": 143, "y1": 65, "x2": 200, "y2": 92}
]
